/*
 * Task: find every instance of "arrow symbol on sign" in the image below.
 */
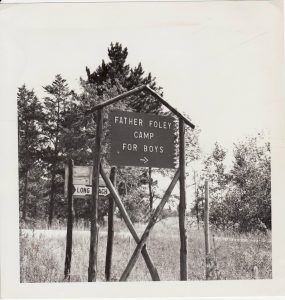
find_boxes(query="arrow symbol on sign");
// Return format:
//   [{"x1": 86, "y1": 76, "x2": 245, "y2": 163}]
[{"x1": 140, "y1": 157, "x2": 149, "y2": 164}]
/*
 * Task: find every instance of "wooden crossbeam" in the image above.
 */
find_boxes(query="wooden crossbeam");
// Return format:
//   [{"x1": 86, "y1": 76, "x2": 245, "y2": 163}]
[
  {"x1": 85, "y1": 86, "x2": 145, "y2": 115},
  {"x1": 100, "y1": 163, "x2": 160, "y2": 281},
  {"x1": 144, "y1": 86, "x2": 195, "y2": 129},
  {"x1": 120, "y1": 169, "x2": 180, "y2": 281},
  {"x1": 84, "y1": 85, "x2": 195, "y2": 129}
]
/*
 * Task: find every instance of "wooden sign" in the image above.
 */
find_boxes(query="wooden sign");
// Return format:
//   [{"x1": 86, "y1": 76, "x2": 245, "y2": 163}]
[
  {"x1": 64, "y1": 165, "x2": 107, "y2": 198},
  {"x1": 73, "y1": 184, "x2": 109, "y2": 197},
  {"x1": 110, "y1": 110, "x2": 175, "y2": 168},
  {"x1": 73, "y1": 184, "x2": 92, "y2": 196},
  {"x1": 73, "y1": 166, "x2": 93, "y2": 185}
]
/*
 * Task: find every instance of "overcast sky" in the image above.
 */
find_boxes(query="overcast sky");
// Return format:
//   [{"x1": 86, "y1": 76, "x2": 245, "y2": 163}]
[
  {"x1": 1, "y1": 1, "x2": 281, "y2": 153},
  {"x1": 0, "y1": 1, "x2": 282, "y2": 200}
]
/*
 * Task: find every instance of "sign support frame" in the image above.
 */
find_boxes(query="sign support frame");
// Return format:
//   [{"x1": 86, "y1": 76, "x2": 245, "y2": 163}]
[
  {"x1": 80, "y1": 85, "x2": 195, "y2": 281},
  {"x1": 204, "y1": 180, "x2": 210, "y2": 279},
  {"x1": 88, "y1": 108, "x2": 103, "y2": 282},
  {"x1": 179, "y1": 119, "x2": 187, "y2": 281},
  {"x1": 64, "y1": 158, "x2": 74, "y2": 280},
  {"x1": 100, "y1": 164, "x2": 160, "y2": 281},
  {"x1": 119, "y1": 169, "x2": 180, "y2": 281},
  {"x1": 105, "y1": 166, "x2": 116, "y2": 281}
]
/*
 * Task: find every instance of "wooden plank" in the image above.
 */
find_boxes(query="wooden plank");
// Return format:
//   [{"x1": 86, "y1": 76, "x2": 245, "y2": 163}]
[
  {"x1": 73, "y1": 166, "x2": 92, "y2": 178},
  {"x1": 100, "y1": 164, "x2": 160, "y2": 281},
  {"x1": 119, "y1": 169, "x2": 180, "y2": 281},
  {"x1": 85, "y1": 85, "x2": 195, "y2": 129},
  {"x1": 88, "y1": 109, "x2": 103, "y2": 282},
  {"x1": 73, "y1": 177, "x2": 90, "y2": 185},
  {"x1": 204, "y1": 180, "x2": 210, "y2": 280},
  {"x1": 64, "y1": 158, "x2": 74, "y2": 280},
  {"x1": 179, "y1": 119, "x2": 187, "y2": 281},
  {"x1": 145, "y1": 86, "x2": 195, "y2": 129},
  {"x1": 85, "y1": 86, "x2": 145, "y2": 116},
  {"x1": 105, "y1": 167, "x2": 116, "y2": 281},
  {"x1": 73, "y1": 166, "x2": 105, "y2": 186}
]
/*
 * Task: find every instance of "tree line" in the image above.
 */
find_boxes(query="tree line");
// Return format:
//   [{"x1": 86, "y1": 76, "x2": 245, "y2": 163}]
[
  {"x1": 18, "y1": 42, "x2": 270, "y2": 232},
  {"x1": 192, "y1": 138, "x2": 271, "y2": 232}
]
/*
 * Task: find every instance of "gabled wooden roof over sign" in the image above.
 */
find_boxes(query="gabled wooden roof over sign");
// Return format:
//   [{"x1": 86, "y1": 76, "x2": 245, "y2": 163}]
[{"x1": 85, "y1": 85, "x2": 195, "y2": 129}]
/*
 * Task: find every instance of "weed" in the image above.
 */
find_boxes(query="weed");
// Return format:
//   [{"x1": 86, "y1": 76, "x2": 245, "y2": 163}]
[{"x1": 19, "y1": 217, "x2": 272, "y2": 282}]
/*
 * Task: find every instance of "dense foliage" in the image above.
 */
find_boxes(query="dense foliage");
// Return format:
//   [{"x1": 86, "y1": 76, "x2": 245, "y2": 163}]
[
  {"x1": 18, "y1": 42, "x2": 270, "y2": 232},
  {"x1": 191, "y1": 136, "x2": 271, "y2": 233}
]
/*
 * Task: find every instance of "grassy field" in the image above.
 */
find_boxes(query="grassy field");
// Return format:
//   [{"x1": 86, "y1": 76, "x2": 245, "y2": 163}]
[{"x1": 20, "y1": 217, "x2": 272, "y2": 282}]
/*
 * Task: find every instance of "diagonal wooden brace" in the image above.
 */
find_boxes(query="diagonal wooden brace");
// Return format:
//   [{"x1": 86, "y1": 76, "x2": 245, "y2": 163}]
[
  {"x1": 100, "y1": 163, "x2": 160, "y2": 281},
  {"x1": 120, "y1": 169, "x2": 180, "y2": 281}
]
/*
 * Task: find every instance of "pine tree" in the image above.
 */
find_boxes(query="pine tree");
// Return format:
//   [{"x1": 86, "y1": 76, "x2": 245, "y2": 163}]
[
  {"x1": 84, "y1": 43, "x2": 164, "y2": 218},
  {"x1": 86, "y1": 42, "x2": 163, "y2": 113},
  {"x1": 18, "y1": 85, "x2": 43, "y2": 221},
  {"x1": 41, "y1": 75, "x2": 74, "y2": 226},
  {"x1": 84, "y1": 43, "x2": 201, "y2": 221}
]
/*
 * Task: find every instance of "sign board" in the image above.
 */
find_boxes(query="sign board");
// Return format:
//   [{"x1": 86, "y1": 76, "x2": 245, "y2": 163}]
[
  {"x1": 73, "y1": 184, "x2": 92, "y2": 196},
  {"x1": 110, "y1": 110, "x2": 175, "y2": 168},
  {"x1": 98, "y1": 186, "x2": 109, "y2": 197},
  {"x1": 73, "y1": 166, "x2": 93, "y2": 185},
  {"x1": 64, "y1": 165, "x2": 108, "y2": 198},
  {"x1": 73, "y1": 184, "x2": 109, "y2": 197}
]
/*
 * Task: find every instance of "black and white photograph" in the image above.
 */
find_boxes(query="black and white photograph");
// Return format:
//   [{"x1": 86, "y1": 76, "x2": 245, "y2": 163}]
[{"x1": 0, "y1": 0, "x2": 284, "y2": 298}]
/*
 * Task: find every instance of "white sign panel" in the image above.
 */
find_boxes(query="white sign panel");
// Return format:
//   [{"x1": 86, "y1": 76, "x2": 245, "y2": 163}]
[
  {"x1": 73, "y1": 166, "x2": 93, "y2": 185},
  {"x1": 73, "y1": 185, "x2": 110, "y2": 197},
  {"x1": 73, "y1": 184, "x2": 92, "y2": 196},
  {"x1": 98, "y1": 187, "x2": 109, "y2": 197},
  {"x1": 65, "y1": 165, "x2": 107, "y2": 198}
]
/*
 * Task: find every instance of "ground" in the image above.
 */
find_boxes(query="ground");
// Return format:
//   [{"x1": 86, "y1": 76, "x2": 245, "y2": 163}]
[{"x1": 19, "y1": 217, "x2": 272, "y2": 282}]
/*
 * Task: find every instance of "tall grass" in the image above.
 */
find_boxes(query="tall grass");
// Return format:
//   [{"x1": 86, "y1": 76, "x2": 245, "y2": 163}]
[{"x1": 20, "y1": 217, "x2": 271, "y2": 282}]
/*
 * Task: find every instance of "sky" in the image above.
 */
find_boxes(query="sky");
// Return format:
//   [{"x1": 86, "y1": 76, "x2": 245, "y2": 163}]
[{"x1": 0, "y1": 1, "x2": 282, "y2": 203}]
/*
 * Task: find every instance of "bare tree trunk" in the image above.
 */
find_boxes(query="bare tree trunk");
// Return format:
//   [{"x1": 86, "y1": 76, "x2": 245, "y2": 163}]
[
  {"x1": 64, "y1": 158, "x2": 74, "y2": 280},
  {"x1": 105, "y1": 167, "x2": 116, "y2": 281},
  {"x1": 48, "y1": 171, "x2": 56, "y2": 227},
  {"x1": 22, "y1": 169, "x2": 28, "y2": 221}
]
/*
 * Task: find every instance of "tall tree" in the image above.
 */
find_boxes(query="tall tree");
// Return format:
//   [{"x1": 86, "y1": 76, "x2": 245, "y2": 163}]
[
  {"x1": 85, "y1": 42, "x2": 165, "y2": 218},
  {"x1": 193, "y1": 143, "x2": 229, "y2": 229},
  {"x1": 228, "y1": 134, "x2": 271, "y2": 231},
  {"x1": 194, "y1": 134, "x2": 271, "y2": 232},
  {"x1": 86, "y1": 42, "x2": 163, "y2": 113},
  {"x1": 18, "y1": 85, "x2": 43, "y2": 221},
  {"x1": 41, "y1": 75, "x2": 74, "y2": 226}
]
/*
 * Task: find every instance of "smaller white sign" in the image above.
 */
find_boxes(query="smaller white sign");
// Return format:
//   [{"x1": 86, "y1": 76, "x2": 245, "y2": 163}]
[
  {"x1": 73, "y1": 185, "x2": 110, "y2": 197},
  {"x1": 73, "y1": 184, "x2": 92, "y2": 196},
  {"x1": 98, "y1": 186, "x2": 109, "y2": 197}
]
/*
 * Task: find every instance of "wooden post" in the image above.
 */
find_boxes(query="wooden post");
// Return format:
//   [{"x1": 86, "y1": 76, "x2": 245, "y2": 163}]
[
  {"x1": 194, "y1": 170, "x2": 200, "y2": 229},
  {"x1": 204, "y1": 180, "x2": 210, "y2": 280},
  {"x1": 120, "y1": 169, "x2": 180, "y2": 281},
  {"x1": 100, "y1": 164, "x2": 160, "y2": 281},
  {"x1": 179, "y1": 119, "x2": 187, "y2": 281},
  {"x1": 105, "y1": 166, "x2": 116, "y2": 281},
  {"x1": 64, "y1": 158, "x2": 74, "y2": 280},
  {"x1": 148, "y1": 167, "x2": 154, "y2": 213},
  {"x1": 88, "y1": 109, "x2": 103, "y2": 282}
]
